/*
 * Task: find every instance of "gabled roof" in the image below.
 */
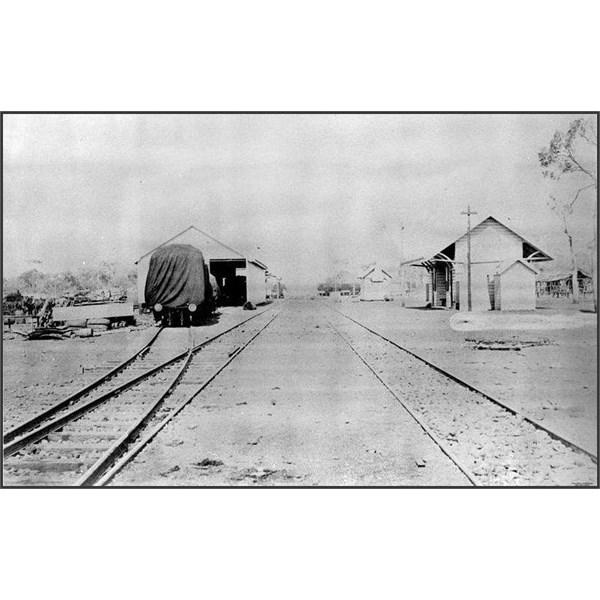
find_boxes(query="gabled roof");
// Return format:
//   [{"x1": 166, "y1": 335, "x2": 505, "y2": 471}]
[
  {"x1": 136, "y1": 225, "x2": 266, "y2": 267},
  {"x1": 442, "y1": 215, "x2": 552, "y2": 260},
  {"x1": 496, "y1": 258, "x2": 539, "y2": 276},
  {"x1": 359, "y1": 263, "x2": 393, "y2": 280},
  {"x1": 432, "y1": 215, "x2": 551, "y2": 262}
]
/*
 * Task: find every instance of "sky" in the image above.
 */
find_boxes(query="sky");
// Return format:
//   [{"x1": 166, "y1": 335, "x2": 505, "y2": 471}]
[{"x1": 3, "y1": 113, "x2": 597, "y2": 289}]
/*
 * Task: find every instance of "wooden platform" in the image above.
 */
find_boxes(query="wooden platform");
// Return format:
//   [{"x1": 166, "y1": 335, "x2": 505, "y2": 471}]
[{"x1": 52, "y1": 302, "x2": 134, "y2": 322}]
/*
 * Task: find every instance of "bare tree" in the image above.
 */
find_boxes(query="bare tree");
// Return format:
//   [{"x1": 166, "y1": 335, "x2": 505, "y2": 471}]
[
  {"x1": 539, "y1": 117, "x2": 597, "y2": 310},
  {"x1": 547, "y1": 194, "x2": 581, "y2": 302}
]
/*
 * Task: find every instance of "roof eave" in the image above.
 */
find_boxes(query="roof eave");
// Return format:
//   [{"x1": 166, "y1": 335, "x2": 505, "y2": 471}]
[{"x1": 136, "y1": 225, "x2": 248, "y2": 264}]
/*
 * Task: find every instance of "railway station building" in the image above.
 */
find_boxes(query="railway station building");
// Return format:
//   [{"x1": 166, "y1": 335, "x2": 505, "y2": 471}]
[
  {"x1": 411, "y1": 215, "x2": 552, "y2": 311},
  {"x1": 136, "y1": 226, "x2": 269, "y2": 308}
]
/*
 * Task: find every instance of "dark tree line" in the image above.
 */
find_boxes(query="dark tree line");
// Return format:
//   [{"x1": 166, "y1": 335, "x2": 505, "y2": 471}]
[
  {"x1": 317, "y1": 282, "x2": 359, "y2": 294},
  {"x1": 3, "y1": 262, "x2": 137, "y2": 299}
]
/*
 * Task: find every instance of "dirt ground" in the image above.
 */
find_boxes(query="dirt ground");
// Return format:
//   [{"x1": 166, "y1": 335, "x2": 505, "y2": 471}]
[
  {"x1": 110, "y1": 301, "x2": 470, "y2": 486},
  {"x1": 2, "y1": 306, "x2": 272, "y2": 431},
  {"x1": 2, "y1": 299, "x2": 596, "y2": 486},
  {"x1": 331, "y1": 298, "x2": 597, "y2": 454}
]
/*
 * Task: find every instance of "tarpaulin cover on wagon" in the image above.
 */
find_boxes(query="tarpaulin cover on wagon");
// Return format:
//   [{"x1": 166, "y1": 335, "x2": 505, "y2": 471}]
[{"x1": 145, "y1": 244, "x2": 209, "y2": 308}]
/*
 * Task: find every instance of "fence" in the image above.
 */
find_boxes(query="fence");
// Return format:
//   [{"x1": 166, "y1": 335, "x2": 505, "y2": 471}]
[{"x1": 536, "y1": 279, "x2": 593, "y2": 299}]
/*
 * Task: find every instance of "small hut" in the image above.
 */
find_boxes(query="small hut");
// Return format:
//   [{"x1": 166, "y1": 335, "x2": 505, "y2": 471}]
[
  {"x1": 359, "y1": 264, "x2": 393, "y2": 301},
  {"x1": 493, "y1": 259, "x2": 538, "y2": 311}
]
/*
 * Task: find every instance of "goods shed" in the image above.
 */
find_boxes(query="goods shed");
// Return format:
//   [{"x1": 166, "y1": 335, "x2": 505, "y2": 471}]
[
  {"x1": 136, "y1": 226, "x2": 268, "y2": 308},
  {"x1": 414, "y1": 215, "x2": 552, "y2": 311}
]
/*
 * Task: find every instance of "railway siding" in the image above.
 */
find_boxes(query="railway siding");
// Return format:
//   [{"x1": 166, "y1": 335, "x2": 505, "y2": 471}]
[
  {"x1": 325, "y1": 309, "x2": 597, "y2": 486},
  {"x1": 2, "y1": 306, "x2": 274, "y2": 433},
  {"x1": 3, "y1": 308, "x2": 277, "y2": 487},
  {"x1": 90, "y1": 310, "x2": 280, "y2": 486},
  {"x1": 108, "y1": 302, "x2": 472, "y2": 487},
  {"x1": 4, "y1": 300, "x2": 596, "y2": 487},
  {"x1": 332, "y1": 301, "x2": 597, "y2": 455}
]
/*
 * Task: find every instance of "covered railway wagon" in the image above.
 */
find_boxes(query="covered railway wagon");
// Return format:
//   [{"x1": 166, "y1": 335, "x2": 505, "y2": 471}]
[{"x1": 145, "y1": 244, "x2": 217, "y2": 327}]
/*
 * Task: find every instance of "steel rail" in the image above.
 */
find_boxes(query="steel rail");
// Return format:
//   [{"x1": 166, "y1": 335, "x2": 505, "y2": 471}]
[
  {"x1": 75, "y1": 349, "x2": 195, "y2": 486},
  {"x1": 3, "y1": 308, "x2": 271, "y2": 458},
  {"x1": 3, "y1": 349, "x2": 187, "y2": 457},
  {"x1": 324, "y1": 315, "x2": 478, "y2": 486},
  {"x1": 3, "y1": 325, "x2": 164, "y2": 444},
  {"x1": 327, "y1": 304, "x2": 598, "y2": 463},
  {"x1": 89, "y1": 310, "x2": 281, "y2": 486}
]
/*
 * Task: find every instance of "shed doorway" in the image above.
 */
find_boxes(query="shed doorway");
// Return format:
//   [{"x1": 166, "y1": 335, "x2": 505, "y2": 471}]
[{"x1": 209, "y1": 259, "x2": 247, "y2": 306}]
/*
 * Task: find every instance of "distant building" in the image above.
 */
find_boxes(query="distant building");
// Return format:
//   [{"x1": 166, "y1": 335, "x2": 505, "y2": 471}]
[
  {"x1": 359, "y1": 263, "x2": 393, "y2": 301},
  {"x1": 136, "y1": 226, "x2": 268, "y2": 307},
  {"x1": 266, "y1": 273, "x2": 285, "y2": 299},
  {"x1": 536, "y1": 269, "x2": 592, "y2": 297},
  {"x1": 412, "y1": 216, "x2": 552, "y2": 311},
  {"x1": 396, "y1": 262, "x2": 431, "y2": 304}
]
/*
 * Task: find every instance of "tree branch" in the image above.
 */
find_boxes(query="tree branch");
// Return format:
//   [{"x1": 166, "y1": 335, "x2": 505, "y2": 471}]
[
  {"x1": 580, "y1": 120, "x2": 598, "y2": 147},
  {"x1": 581, "y1": 130, "x2": 597, "y2": 147},
  {"x1": 566, "y1": 183, "x2": 596, "y2": 210},
  {"x1": 566, "y1": 147, "x2": 597, "y2": 185}
]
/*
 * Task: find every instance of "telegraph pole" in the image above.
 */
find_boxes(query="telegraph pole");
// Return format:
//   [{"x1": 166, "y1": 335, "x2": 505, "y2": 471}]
[
  {"x1": 461, "y1": 205, "x2": 477, "y2": 311},
  {"x1": 398, "y1": 221, "x2": 405, "y2": 306}
]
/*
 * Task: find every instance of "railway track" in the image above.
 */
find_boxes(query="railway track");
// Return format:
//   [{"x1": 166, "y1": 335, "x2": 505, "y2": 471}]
[
  {"x1": 324, "y1": 306, "x2": 598, "y2": 486},
  {"x1": 3, "y1": 325, "x2": 166, "y2": 443},
  {"x1": 3, "y1": 309, "x2": 279, "y2": 486}
]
